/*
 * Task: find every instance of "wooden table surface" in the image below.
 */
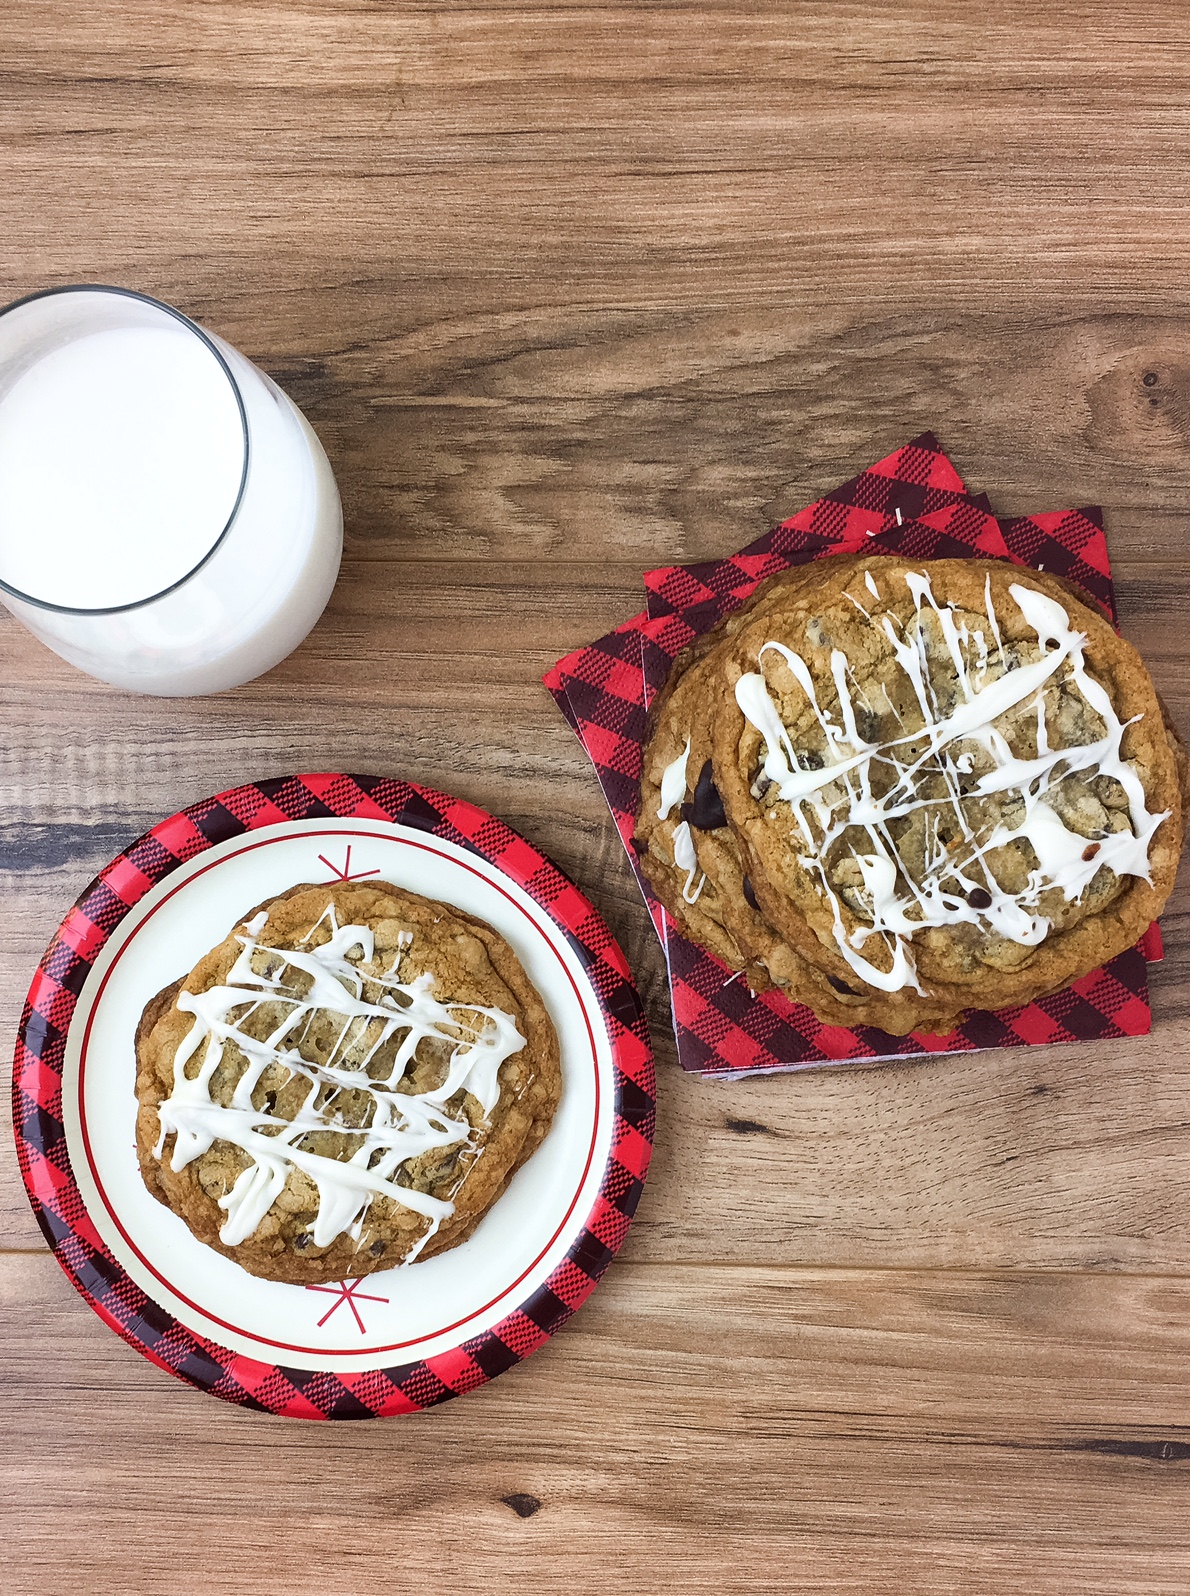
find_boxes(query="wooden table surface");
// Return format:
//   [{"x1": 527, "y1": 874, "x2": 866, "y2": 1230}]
[{"x1": 6, "y1": 4, "x2": 1190, "y2": 1592}]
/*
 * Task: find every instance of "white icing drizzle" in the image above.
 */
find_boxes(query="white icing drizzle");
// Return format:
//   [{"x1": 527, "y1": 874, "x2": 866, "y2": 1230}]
[
  {"x1": 154, "y1": 907, "x2": 527, "y2": 1253},
  {"x1": 657, "y1": 736, "x2": 706, "y2": 900},
  {"x1": 657, "y1": 737, "x2": 691, "y2": 820},
  {"x1": 400, "y1": 1213, "x2": 443, "y2": 1266},
  {"x1": 672, "y1": 820, "x2": 707, "y2": 903},
  {"x1": 733, "y1": 571, "x2": 1169, "y2": 993}
]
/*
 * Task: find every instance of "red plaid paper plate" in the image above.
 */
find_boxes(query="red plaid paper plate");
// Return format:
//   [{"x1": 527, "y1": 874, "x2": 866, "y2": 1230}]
[{"x1": 12, "y1": 774, "x2": 655, "y2": 1418}]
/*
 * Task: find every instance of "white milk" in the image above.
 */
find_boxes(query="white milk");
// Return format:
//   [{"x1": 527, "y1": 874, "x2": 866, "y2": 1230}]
[
  {"x1": 0, "y1": 288, "x2": 343, "y2": 695},
  {"x1": 0, "y1": 325, "x2": 246, "y2": 611}
]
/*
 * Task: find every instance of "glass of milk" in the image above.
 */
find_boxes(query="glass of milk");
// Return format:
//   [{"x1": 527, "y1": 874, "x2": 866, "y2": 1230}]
[{"x1": 0, "y1": 285, "x2": 343, "y2": 695}]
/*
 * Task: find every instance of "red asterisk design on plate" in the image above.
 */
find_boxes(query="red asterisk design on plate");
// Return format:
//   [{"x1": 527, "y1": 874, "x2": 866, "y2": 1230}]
[
  {"x1": 317, "y1": 844, "x2": 381, "y2": 883},
  {"x1": 305, "y1": 1278, "x2": 390, "y2": 1334}
]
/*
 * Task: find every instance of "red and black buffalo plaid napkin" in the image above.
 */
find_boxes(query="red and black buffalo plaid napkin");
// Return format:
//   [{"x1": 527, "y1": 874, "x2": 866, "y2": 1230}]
[{"x1": 545, "y1": 435, "x2": 1161, "y2": 1077}]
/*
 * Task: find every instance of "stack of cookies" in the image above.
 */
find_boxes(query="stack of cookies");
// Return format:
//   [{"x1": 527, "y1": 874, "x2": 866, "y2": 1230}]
[{"x1": 635, "y1": 553, "x2": 1188, "y2": 1036}]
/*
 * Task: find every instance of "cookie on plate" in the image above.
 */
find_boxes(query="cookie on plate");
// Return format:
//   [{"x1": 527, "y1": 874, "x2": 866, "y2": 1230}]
[{"x1": 135, "y1": 880, "x2": 562, "y2": 1284}]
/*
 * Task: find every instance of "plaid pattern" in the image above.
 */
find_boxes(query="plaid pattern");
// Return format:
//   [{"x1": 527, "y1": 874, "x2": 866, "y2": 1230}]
[
  {"x1": 669, "y1": 934, "x2": 1151, "y2": 1078},
  {"x1": 13, "y1": 774, "x2": 655, "y2": 1418},
  {"x1": 544, "y1": 619, "x2": 666, "y2": 943},
  {"x1": 640, "y1": 496, "x2": 1013, "y2": 705},
  {"x1": 1000, "y1": 507, "x2": 1117, "y2": 624},
  {"x1": 545, "y1": 435, "x2": 1161, "y2": 1075}
]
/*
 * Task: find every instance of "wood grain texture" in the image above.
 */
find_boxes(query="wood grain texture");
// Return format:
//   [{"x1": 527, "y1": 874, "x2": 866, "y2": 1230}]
[{"x1": 6, "y1": 2, "x2": 1190, "y2": 1592}]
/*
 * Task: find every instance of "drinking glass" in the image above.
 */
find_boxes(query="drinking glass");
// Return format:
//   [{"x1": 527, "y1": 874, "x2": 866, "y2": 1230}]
[{"x1": 0, "y1": 285, "x2": 343, "y2": 695}]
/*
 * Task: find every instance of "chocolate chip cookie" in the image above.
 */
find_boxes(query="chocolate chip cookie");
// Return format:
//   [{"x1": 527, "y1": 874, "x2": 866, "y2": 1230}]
[
  {"x1": 639, "y1": 554, "x2": 1187, "y2": 1035},
  {"x1": 135, "y1": 881, "x2": 562, "y2": 1284}
]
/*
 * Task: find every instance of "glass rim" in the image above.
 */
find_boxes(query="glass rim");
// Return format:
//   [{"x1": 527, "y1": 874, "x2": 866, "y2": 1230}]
[{"x1": 0, "y1": 283, "x2": 251, "y2": 616}]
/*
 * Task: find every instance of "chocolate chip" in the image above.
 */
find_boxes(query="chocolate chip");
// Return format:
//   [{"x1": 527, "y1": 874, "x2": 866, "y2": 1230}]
[
  {"x1": 293, "y1": 1233, "x2": 311, "y2": 1250},
  {"x1": 629, "y1": 835, "x2": 647, "y2": 856},
  {"x1": 1082, "y1": 842, "x2": 1101, "y2": 862},
  {"x1": 968, "y1": 887, "x2": 993, "y2": 910},
  {"x1": 800, "y1": 751, "x2": 824, "y2": 771},
  {"x1": 369, "y1": 1240, "x2": 385, "y2": 1257},
  {"x1": 742, "y1": 875, "x2": 759, "y2": 911},
  {"x1": 689, "y1": 760, "x2": 727, "y2": 830},
  {"x1": 827, "y1": 975, "x2": 862, "y2": 996}
]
